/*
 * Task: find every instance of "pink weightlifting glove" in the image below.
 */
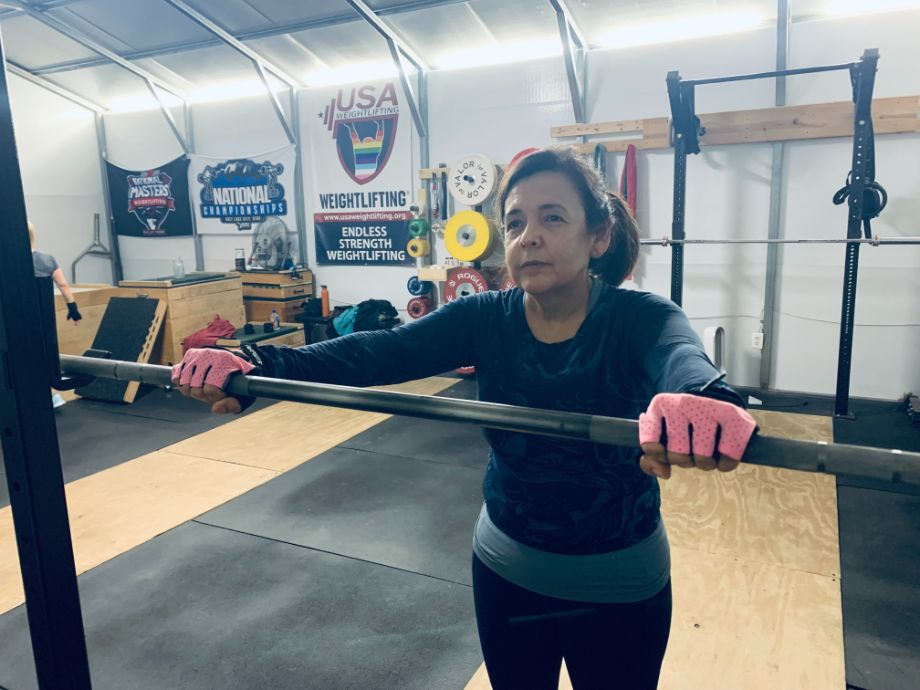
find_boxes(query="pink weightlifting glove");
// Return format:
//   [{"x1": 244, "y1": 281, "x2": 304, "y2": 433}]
[
  {"x1": 171, "y1": 348, "x2": 256, "y2": 414},
  {"x1": 638, "y1": 393, "x2": 757, "y2": 479}
]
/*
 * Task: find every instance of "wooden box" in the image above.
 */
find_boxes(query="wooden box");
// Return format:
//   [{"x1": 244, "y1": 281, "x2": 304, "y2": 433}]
[
  {"x1": 240, "y1": 268, "x2": 313, "y2": 300},
  {"x1": 118, "y1": 273, "x2": 245, "y2": 365},
  {"x1": 244, "y1": 297, "x2": 309, "y2": 323}
]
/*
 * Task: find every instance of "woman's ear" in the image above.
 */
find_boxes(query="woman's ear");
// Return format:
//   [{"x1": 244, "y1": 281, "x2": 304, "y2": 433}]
[{"x1": 590, "y1": 220, "x2": 613, "y2": 258}]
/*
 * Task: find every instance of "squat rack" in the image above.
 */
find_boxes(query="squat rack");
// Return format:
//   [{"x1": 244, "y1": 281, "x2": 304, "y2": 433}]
[{"x1": 666, "y1": 49, "x2": 883, "y2": 418}]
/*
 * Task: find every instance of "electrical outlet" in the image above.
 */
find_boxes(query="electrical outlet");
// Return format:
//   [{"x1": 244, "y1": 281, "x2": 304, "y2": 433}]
[{"x1": 751, "y1": 332, "x2": 764, "y2": 350}]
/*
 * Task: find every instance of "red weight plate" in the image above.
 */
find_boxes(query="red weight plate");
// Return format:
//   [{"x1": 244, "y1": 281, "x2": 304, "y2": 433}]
[
  {"x1": 509, "y1": 147, "x2": 539, "y2": 169},
  {"x1": 500, "y1": 276, "x2": 516, "y2": 291},
  {"x1": 456, "y1": 365, "x2": 476, "y2": 376},
  {"x1": 444, "y1": 267, "x2": 490, "y2": 302},
  {"x1": 407, "y1": 296, "x2": 433, "y2": 319}
]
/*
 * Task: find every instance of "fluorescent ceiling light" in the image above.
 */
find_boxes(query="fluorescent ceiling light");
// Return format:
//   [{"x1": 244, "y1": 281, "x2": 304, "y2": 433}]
[
  {"x1": 597, "y1": 9, "x2": 766, "y2": 50},
  {"x1": 435, "y1": 37, "x2": 561, "y2": 71},
  {"x1": 305, "y1": 61, "x2": 400, "y2": 87},
  {"x1": 825, "y1": 0, "x2": 920, "y2": 17}
]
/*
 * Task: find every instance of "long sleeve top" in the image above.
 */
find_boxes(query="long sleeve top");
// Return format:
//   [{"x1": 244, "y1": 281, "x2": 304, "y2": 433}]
[{"x1": 252, "y1": 283, "x2": 742, "y2": 556}]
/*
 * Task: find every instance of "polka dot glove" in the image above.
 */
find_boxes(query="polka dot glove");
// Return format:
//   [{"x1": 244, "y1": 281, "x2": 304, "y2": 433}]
[
  {"x1": 171, "y1": 348, "x2": 255, "y2": 390},
  {"x1": 639, "y1": 393, "x2": 757, "y2": 461}
]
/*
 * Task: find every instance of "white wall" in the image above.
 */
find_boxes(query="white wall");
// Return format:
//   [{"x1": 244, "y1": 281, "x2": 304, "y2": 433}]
[{"x1": 9, "y1": 75, "x2": 110, "y2": 284}]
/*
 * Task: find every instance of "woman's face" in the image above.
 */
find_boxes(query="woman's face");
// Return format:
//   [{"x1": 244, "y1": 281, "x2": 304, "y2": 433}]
[{"x1": 503, "y1": 171, "x2": 610, "y2": 297}]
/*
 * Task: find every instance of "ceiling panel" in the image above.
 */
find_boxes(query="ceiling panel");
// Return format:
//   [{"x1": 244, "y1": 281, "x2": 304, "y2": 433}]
[
  {"x1": 0, "y1": 13, "x2": 100, "y2": 68},
  {"x1": 182, "y1": 0, "x2": 354, "y2": 34},
  {"x1": 136, "y1": 44, "x2": 268, "y2": 90},
  {"x1": 568, "y1": 0, "x2": 780, "y2": 47},
  {"x1": 285, "y1": 19, "x2": 393, "y2": 70},
  {"x1": 46, "y1": 0, "x2": 218, "y2": 52},
  {"x1": 43, "y1": 62, "x2": 156, "y2": 108}
]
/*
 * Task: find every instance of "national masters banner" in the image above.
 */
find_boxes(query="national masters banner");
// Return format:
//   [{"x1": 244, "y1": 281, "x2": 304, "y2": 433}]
[
  {"x1": 105, "y1": 156, "x2": 193, "y2": 237},
  {"x1": 308, "y1": 80, "x2": 413, "y2": 266},
  {"x1": 189, "y1": 146, "x2": 296, "y2": 235}
]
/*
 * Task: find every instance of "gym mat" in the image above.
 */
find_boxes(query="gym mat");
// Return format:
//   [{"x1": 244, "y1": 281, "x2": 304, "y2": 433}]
[
  {"x1": 0, "y1": 450, "x2": 276, "y2": 614},
  {"x1": 75, "y1": 296, "x2": 165, "y2": 403},
  {"x1": 838, "y1": 486, "x2": 920, "y2": 690},
  {"x1": 340, "y1": 378, "x2": 489, "y2": 470},
  {"x1": 0, "y1": 521, "x2": 482, "y2": 690},
  {"x1": 198, "y1": 446, "x2": 484, "y2": 586},
  {"x1": 0, "y1": 392, "x2": 275, "y2": 508}
]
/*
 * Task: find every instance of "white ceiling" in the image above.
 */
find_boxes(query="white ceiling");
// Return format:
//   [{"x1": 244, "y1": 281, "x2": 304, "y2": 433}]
[{"x1": 0, "y1": 0, "x2": 837, "y2": 110}]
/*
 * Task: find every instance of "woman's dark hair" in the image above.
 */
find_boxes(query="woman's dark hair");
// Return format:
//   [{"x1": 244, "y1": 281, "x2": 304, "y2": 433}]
[{"x1": 497, "y1": 147, "x2": 639, "y2": 286}]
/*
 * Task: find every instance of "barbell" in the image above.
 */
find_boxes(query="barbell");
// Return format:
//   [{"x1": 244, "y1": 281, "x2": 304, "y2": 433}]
[
  {"x1": 641, "y1": 236, "x2": 920, "y2": 246},
  {"x1": 60, "y1": 354, "x2": 920, "y2": 489}
]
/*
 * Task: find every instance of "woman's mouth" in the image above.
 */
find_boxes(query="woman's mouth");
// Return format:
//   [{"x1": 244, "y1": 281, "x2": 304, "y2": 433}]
[{"x1": 520, "y1": 261, "x2": 550, "y2": 269}]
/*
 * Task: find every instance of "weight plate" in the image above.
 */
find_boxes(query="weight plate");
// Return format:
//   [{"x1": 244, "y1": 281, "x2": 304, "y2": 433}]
[
  {"x1": 407, "y1": 296, "x2": 433, "y2": 319},
  {"x1": 444, "y1": 267, "x2": 490, "y2": 302},
  {"x1": 509, "y1": 147, "x2": 539, "y2": 169},
  {"x1": 449, "y1": 154, "x2": 497, "y2": 206},
  {"x1": 408, "y1": 218, "x2": 430, "y2": 238},
  {"x1": 500, "y1": 276, "x2": 517, "y2": 291},
  {"x1": 455, "y1": 365, "x2": 476, "y2": 376},
  {"x1": 444, "y1": 210, "x2": 494, "y2": 262},
  {"x1": 407, "y1": 276, "x2": 433, "y2": 296},
  {"x1": 407, "y1": 237, "x2": 431, "y2": 258}
]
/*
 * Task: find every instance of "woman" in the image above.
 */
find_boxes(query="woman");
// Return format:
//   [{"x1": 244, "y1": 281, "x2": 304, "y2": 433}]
[
  {"x1": 172, "y1": 148, "x2": 757, "y2": 689},
  {"x1": 31, "y1": 221, "x2": 82, "y2": 408}
]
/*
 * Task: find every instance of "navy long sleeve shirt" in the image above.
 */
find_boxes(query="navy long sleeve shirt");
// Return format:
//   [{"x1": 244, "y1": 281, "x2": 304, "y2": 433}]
[{"x1": 254, "y1": 284, "x2": 742, "y2": 555}]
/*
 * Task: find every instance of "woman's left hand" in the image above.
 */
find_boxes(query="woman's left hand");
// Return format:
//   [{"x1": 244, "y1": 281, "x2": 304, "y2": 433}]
[{"x1": 638, "y1": 393, "x2": 757, "y2": 480}]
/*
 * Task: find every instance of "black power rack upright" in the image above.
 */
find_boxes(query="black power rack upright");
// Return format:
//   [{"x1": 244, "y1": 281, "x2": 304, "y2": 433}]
[{"x1": 666, "y1": 49, "x2": 880, "y2": 418}]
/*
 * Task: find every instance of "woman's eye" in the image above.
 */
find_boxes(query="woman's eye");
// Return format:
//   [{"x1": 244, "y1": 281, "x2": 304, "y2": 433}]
[
  {"x1": 545, "y1": 214, "x2": 564, "y2": 223},
  {"x1": 505, "y1": 220, "x2": 523, "y2": 233}
]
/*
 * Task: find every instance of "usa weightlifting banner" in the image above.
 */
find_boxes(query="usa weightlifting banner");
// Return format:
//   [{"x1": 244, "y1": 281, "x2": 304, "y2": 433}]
[
  {"x1": 105, "y1": 156, "x2": 193, "y2": 237},
  {"x1": 307, "y1": 80, "x2": 414, "y2": 266}
]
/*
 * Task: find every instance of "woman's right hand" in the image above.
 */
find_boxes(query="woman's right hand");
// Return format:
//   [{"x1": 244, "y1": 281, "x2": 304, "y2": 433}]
[{"x1": 171, "y1": 348, "x2": 256, "y2": 414}]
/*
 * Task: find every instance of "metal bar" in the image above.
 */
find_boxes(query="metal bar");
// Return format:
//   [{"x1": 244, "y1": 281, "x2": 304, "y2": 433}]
[
  {"x1": 5, "y1": 61, "x2": 107, "y2": 112},
  {"x1": 384, "y1": 37, "x2": 425, "y2": 136},
  {"x1": 687, "y1": 62, "x2": 855, "y2": 86},
  {"x1": 252, "y1": 60, "x2": 295, "y2": 144},
  {"x1": 0, "y1": 39, "x2": 92, "y2": 689},
  {"x1": 290, "y1": 87, "x2": 308, "y2": 265},
  {"x1": 342, "y1": 0, "x2": 428, "y2": 71},
  {"x1": 4, "y1": 0, "x2": 187, "y2": 99},
  {"x1": 162, "y1": 0, "x2": 299, "y2": 87},
  {"x1": 183, "y1": 102, "x2": 204, "y2": 272},
  {"x1": 59, "y1": 354, "x2": 920, "y2": 489},
  {"x1": 548, "y1": 0, "x2": 588, "y2": 49},
  {"x1": 666, "y1": 73, "x2": 691, "y2": 306},
  {"x1": 835, "y1": 49, "x2": 880, "y2": 418},
  {"x1": 144, "y1": 79, "x2": 188, "y2": 153},
  {"x1": 94, "y1": 112, "x2": 122, "y2": 283},
  {"x1": 555, "y1": 6, "x2": 585, "y2": 123},
  {"x1": 760, "y1": 0, "x2": 791, "y2": 390},
  {"x1": 31, "y1": 0, "x2": 468, "y2": 76},
  {"x1": 642, "y1": 237, "x2": 920, "y2": 246}
]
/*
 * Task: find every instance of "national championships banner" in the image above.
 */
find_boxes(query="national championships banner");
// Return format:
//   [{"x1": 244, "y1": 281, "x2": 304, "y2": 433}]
[{"x1": 307, "y1": 80, "x2": 413, "y2": 266}]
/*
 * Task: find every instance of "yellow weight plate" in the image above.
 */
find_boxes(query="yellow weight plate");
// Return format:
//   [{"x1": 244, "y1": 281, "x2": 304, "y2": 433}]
[
  {"x1": 407, "y1": 237, "x2": 431, "y2": 258},
  {"x1": 444, "y1": 210, "x2": 494, "y2": 262}
]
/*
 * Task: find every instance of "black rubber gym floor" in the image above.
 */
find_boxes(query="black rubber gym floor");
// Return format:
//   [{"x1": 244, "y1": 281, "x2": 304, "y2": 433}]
[
  {"x1": 0, "y1": 387, "x2": 275, "y2": 507},
  {"x1": 1, "y1": 378, "x2": 918, "y2": 689}
]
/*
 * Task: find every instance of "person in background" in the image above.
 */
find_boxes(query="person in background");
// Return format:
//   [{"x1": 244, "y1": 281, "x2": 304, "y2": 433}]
[{"x1": 30, "y1": 221, "x2": 82, "y2": 408}]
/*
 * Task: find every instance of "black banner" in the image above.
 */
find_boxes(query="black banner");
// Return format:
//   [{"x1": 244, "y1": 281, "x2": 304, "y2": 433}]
[
  {"x1": 106, "y1": 156, "x2": 193, "y2": 237},
  {"x1": 314, "y1": 210, "x2": 412, "y2": 266}
]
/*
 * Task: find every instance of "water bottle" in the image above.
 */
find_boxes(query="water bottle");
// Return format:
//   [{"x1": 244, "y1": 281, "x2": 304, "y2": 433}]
[
  {"x1": 173, "y1": 256, "x2": 185, "y2": 280},
  {"x1": 270, "y1": 309, "x2": 281, "y2": 331}
]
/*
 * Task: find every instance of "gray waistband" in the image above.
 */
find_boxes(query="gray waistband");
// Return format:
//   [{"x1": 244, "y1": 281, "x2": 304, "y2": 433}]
[{"x1": 472, "y1": 504, "x2": 670, "y2": 603}]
